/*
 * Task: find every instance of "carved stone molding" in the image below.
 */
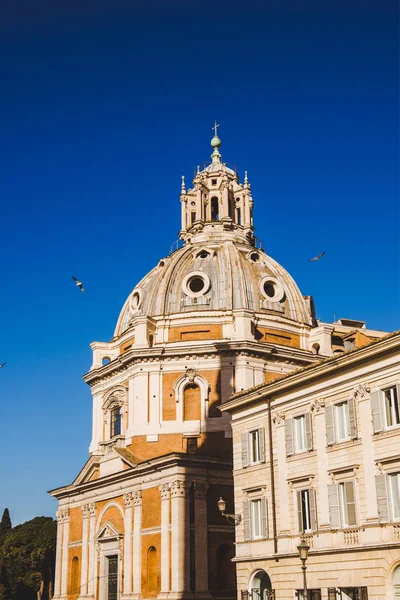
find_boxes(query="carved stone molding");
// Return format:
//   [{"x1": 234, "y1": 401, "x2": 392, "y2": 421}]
[
  {"x1": 352, "y1": 383, "x2": 371, "y2": 400},
  {"x1": 57, "y1": 508, "x2": 70, "y2": 523},
  {"x1": 123, "y1": 492, "x2": 133, "y2": 508},
  {"x1": 171, "y1": 480, "x2": 190, "y2": 498},
  {"x1": 159, "y1": 483, "x2": 171, "y2": 500},
  {"x1": 193, "y1": 481, "x2": 209, "y2": 499},
  {"x1": 272, "y1": 411, "x2": 285, "y2": 426},
  {"x1": 89, "y1": 503, "x2": 97, "y2": 518},
  {"x1": 133, "y1": 490, "x2": 142, "y2": 506},
  {"x1": 82, "y1": 504, "x2": 90, "y2": 519},
  {"x1": 311, "y1": 398, "x2": 325, "y2": 413},
  {"x1": 186, "y1": 368, "x2": 197, "y2": 383}
]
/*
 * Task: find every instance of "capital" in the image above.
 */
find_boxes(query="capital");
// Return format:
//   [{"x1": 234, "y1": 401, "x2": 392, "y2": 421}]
[
  {"x1": 124, "y1": 492, "x2": 133, "y2": 508},
  {"x1": 159, "y1": 483, "x2": 171, "y2": 500},
  {"x1": 88, "y1": 503, "x2": 97, "y2": 518},
  {"x1": 171, "y1": 480, "x2": 190, "y2": 498},
  {"x1": 133, "y1": 490, "x2": 142, "y2": 506},
  {"x1": 272, "y1": 410, "x2": 285, "y2": 426},
  {"x1": 193, "y1": 481, "x2": 209, "y2": 499},
  {"x1": 82, "y1": 504, "x2": 90, "y2": 518}
]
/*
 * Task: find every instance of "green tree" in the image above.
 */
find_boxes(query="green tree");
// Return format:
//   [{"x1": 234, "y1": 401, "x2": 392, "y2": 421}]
[
  {"x1": 0, "y1": 509, "x2": 12, "y2": 541},
  {"x1": 0, "y1": 516, "x2": 56, "y2": 600}
]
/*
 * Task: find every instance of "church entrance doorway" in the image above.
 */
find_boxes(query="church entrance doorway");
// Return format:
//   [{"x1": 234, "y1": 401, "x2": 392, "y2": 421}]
[{"x1": 107, "y1": 555, "x2": 118, "y2": 600}]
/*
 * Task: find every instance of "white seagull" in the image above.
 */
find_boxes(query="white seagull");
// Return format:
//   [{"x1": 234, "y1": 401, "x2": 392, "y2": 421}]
[{"x1": 72, "y1": 276, "x2": 85, "y2": 292}]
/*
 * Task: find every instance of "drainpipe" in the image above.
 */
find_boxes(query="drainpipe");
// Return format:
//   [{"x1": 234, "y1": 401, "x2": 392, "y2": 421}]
[{"x1": 267, "y1": 397, "x2": 278, "y2": 557}]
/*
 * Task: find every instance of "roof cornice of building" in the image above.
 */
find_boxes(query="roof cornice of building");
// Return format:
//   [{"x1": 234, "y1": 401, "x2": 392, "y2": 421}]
[
  {"x1": 83, "y1": 340, "x2": 317, "y2": 387},
  {"x1": 220, "y1": 330, "x2": 400, "y2": 414},
  {"x1": 48, "y1": 451, "x2": 233, "y2": 500}
]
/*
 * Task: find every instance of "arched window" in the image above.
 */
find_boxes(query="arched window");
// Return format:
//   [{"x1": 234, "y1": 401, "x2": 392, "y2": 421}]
[
  {"x1": 147, "y1": 546, "x2": 159, "y2": 594},
  {"x1": 251, "y1": 570, "x2": 272, "y2": 600},
  {"x1": 183, "y1": 384, "x2": 201, "y2": 421},
  {"x1": 211, "y1": 197, "x2": 219, "y2": 221},
  {"x1": 216, "y1": 544, "x2": 235, "y2": 591},
  {"x1": 70, "y1": 556, "x2": 80, "y2": 594},
  {"x1": 311, "y1": 343, "x2": 320, "y2": 355},
  {"x1": 102, "y1": 357, "x2": 111, "y2": 366},
  {"x1": 394, "y1": 565, "x2": 400, "y2": 598},
  {"x1": 110, "y1": 407, "x2": 121, "y2": 437}
]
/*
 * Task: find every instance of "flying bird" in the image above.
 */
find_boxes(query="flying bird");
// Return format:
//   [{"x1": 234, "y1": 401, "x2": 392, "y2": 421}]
[
  {"x1": 72, "y1": 276, "x2": 85, "y2": 292},
  {"x1": 0, "y1": 363, "x2": 6, "y2": 369},
  {"x1": 309, "y1": 251, "x2": 326, "y2": 263}
]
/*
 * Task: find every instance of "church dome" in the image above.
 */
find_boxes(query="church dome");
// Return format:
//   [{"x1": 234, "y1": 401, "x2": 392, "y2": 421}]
[{"x1": 115, "y1": 240, "x2": 312, "y2": 336}]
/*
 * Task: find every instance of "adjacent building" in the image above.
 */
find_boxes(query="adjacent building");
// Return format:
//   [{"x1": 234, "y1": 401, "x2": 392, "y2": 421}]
[{"x1": 221, "y1": 331, "x2": 400, "y2": 600}]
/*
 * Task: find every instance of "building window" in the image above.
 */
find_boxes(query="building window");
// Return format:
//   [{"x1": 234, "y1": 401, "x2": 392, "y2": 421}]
[
  {"x1": 326, "y1": 398, "x2": 357, "y2": 445},
  {"x1": 110, "y1": 407, "x2": 121, "y2": 438},
  {"x1": 241, "y1": 429, "x2": 265, "y2": 467},
  {"x1": 378, "y1": 472, "x2": 400, "y2": 522},
  {"x1": 389, "y1": 473, "x2": 400, "y2": 520},
  {"x1": 328, "y1": 481, "x2": 357, "y2": 528},
  {"x1": 370, "y1": 384, "x2": 400, "y2": 433},
  {"x1": 211, "y1": 197, "x2": 219, "y2": 220},
  {"x1": 297, "y1": 489, "x2": 317, "y2": 532},
  {"x1": 243, "y1": 498, "x2": 268, "y2": 541},
  {"x1": 285, "y1": 414, "x2": 312, "y2": 456},
  {"x1": 212, "y1": 179, "x2": 217, "y2": 186},
  {"x1": 328, "y1": 588, "x2": 368, "y2": 600},
  {"x1": 296, "y1": 590, "x2": 321, "y2": 600}
]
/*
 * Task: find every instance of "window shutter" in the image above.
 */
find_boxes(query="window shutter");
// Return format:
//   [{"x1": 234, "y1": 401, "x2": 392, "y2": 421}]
[
  {"x1": 370, "y1": 391, "x2": 383, "y2": 433},
  {"x1": 359, "y1": 587, "x2": 368, "y2": 600},
  {"x1": 285, "y1": 418, "x2": 294, "y2": 456},
  {"x1": 259, "y1": 427, "x2": 265, "y2": 463},
  {"x1": 345, "y1": 481, "x2": 357, "y2": 526},
  {"x1": 310, "y1": 488, "x2": 318, "y2": 531},
  {"x1": 328, "y1": 589, "x2": 337, "y2": 600},
  {"x1": 297, "y1": 491, "x2": 303, "y2": 533},
  {"x1": 348, "y1": 397, "x2": 357, "y2": 439},
  {"x1": 325, "y1": 405, "x2": 335, "y2": 445},
  {"x1": 243, "y1": 501, "x2": 251, "y2": 541},
  {"x1": 328, "y1": 484, "x2": 340, "y2": 529},
  {"x1": 375, "y1": 474, "x2": 389, "y2": 522},
  {"x1": 261, "y1": 497, "x2": 268, "y2": 538},
  {"x1": 305, "y1": 412, "x2": 313, "y2": 450},
  {"x1": 241, "y1": 433, "x2": 249, "y2": 468}
]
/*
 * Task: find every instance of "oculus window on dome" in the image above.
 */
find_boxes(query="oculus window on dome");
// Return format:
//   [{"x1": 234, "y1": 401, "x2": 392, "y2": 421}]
[
  {"x1": 259, "y1": 276, "x2": 285, "y2": 303},
  {"x1": 130, "y1": 289, "x2": 143, "y2": 311},
  {"x1": 182, "y1": 271, "x2": 211, "y2": 298}
]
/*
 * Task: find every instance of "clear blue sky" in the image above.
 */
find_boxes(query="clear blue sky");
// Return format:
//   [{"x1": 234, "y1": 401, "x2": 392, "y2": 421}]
[{"x1": 0, "y1": 0, "x2": 398, "y2": 525}]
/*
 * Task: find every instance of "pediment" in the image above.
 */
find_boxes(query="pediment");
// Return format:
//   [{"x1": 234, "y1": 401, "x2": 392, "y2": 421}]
[
  {"x1": 72, "y1": 455, "x2": 101, "y2": 486},
  {"x1": 96, "y1": 521, "x2": 122, "y2": 541}
]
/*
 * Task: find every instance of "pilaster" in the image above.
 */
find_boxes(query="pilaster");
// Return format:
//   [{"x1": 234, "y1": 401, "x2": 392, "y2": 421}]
[
  {"x1": 60, "y1": 508, "x2": 70, "y2": 598},
  {"x1": 193, "y1": 482, "x2": 211, "y2": 598},
  {"x1": 122, "y1": 493, "x2": 134, "y2": 598},
  {"x1": 132, "y1": 490, "x2": 142, "y2": 599},
  {"x1": 170, "y1": 480, "x2": 191, "y2": 598},
  {"x1": 77, "y1": 504, "x2": 90, "y2": 600},
  {"x1": 158, "y1": 483, "x2": 171, "y2": 598},
  {"x1": 87, "y1": 503, "x2": 97, "y2": 598}
]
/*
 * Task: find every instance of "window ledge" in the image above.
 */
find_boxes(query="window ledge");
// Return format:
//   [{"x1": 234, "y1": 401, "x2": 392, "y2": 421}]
[
  {"x1": 373, "y1": 427, "x2": 400, "y2": 440},
  {"x1": 287, "y1": 450, "x2": 316, "y2": 462},
  {"x1": 327, "y1": 438, "x2": 360, "y2": 451}
]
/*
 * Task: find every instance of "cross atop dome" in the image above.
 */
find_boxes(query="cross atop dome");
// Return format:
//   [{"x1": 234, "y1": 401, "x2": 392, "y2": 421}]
[{"x1": 210, "y1": 120, "x2": 222, "y2": 164}]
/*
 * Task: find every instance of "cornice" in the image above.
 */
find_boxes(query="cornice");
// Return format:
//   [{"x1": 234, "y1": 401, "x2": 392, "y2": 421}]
[
  {"x1": 48, "y1": 451, "x2": 233, "y2": 500},
  {"x1": 83, "y1": 340, "x2": 317, "y2": 387},
  {"x1": 221, "y1": 332, "x2": 400, "y2": 414}
]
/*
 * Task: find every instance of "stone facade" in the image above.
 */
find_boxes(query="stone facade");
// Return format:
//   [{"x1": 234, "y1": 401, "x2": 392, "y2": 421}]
[
  {"x1": 49, "y1": 128, "x2": 392, "y2": 600},
  {"x1": 221, "y1": 332, "x2": 400, "y2": 600}
]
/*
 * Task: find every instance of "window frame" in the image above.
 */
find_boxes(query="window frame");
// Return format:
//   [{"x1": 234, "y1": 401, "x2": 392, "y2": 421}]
[
  {"x1": 249, "y1": 429, "x2": 261, "y2": 464},
  {"x1": 334, "y1": 401, "x2": 350, "y2": 442},
  {"x1": 293, "y1": 414, "x2": 307, "y2": 453},
  {"x1": 338, "y1": 481, "x2": 357, "y2": 528},
  {"x1": 110, "y1": 406, "x2": 122, "y2": 438},
  {"x1": 250, "y1": 498, "x2": 263, "y2": 539},
  {"x1": 389, "y1": 472, "x2": 400, "y2": 521},
  {"x1": 383, "y1": 385, "x2": 400, "y2": 429},
  {"x1": 298, "y1": 489, "x2": 311, "y2": 533}
]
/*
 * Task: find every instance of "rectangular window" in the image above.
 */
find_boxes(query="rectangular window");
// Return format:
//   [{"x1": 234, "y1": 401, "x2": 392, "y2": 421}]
[
  {"x1": 110, "y1": 408, "x2": 121, "y2": 438},
  {"x1": 384, "y1": 386, "x2": 400, "y2": 428},
  {"x1": 338, "y1": 481, "x2": 357, "y2": 527},
  {"x1": 295, "y1": 590, "x2": 321, "y2": 600},
  {"x1": 251, "y1": 499, "x2": 262, "y2": 539},
  {"x1": 298, "y1": 489, "x2": 312, "y2": 532},
  {"x1": 335, "y1": 401, "x2": 350, "y2": 441},
  {"x1": 250, "y1": 430, "x2": 260, "y2": 463},
  {"x1": 338, "y1": 588, "x2": 368, "y2": 600},
  {"x1": 389, "y1": 473, "x2": 400, "y2": 520},
  {"x1": 294, "y1": 415, "x2": 307, "y2": 452}
]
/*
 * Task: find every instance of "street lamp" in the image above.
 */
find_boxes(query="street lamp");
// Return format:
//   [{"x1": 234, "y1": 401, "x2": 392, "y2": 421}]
[
  {"x1": 297, "y1": 537, "x2": 310, "y2": 600},
  {"x1": 217, "y1": 497, "x2": 242, "y2": 525}
]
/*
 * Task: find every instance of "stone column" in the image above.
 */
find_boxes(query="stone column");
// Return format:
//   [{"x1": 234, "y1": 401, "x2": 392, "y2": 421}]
[
  {"x1": 54, "y1": 509, "x2": 64, "y2": 598},
  {"x1": 181, "y1": 198, "x2": 187, "y2": 231},
  {"x1": 133, "y1": 490, "x2": 142, "y2": 598},
  {"x1": 159, "y1": 484, "x2": 171, "y2": 597},
  {"x1": 193, "y1": 482, "x2": 210, "y2": 597},
  {"x1": 87, "y1": 503, "x2": 97, "y2": 598},
  {"x1": 78, "y1": 504, "x2": 90, "y2": 599},
  {"x1": 60, "y1": 509, "x2": 70, "y2": 597},
  {"x1": 123, "y1": 493, "x2": 134, "y2": 597},
  {"x1": 171, "y1": 480, "x2": 190, "y2": 596}
]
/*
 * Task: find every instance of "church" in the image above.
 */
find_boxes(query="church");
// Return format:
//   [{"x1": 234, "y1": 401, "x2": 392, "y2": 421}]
[{"x1": 50, "y1": 127, "x2": 388, "y2": 600}]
